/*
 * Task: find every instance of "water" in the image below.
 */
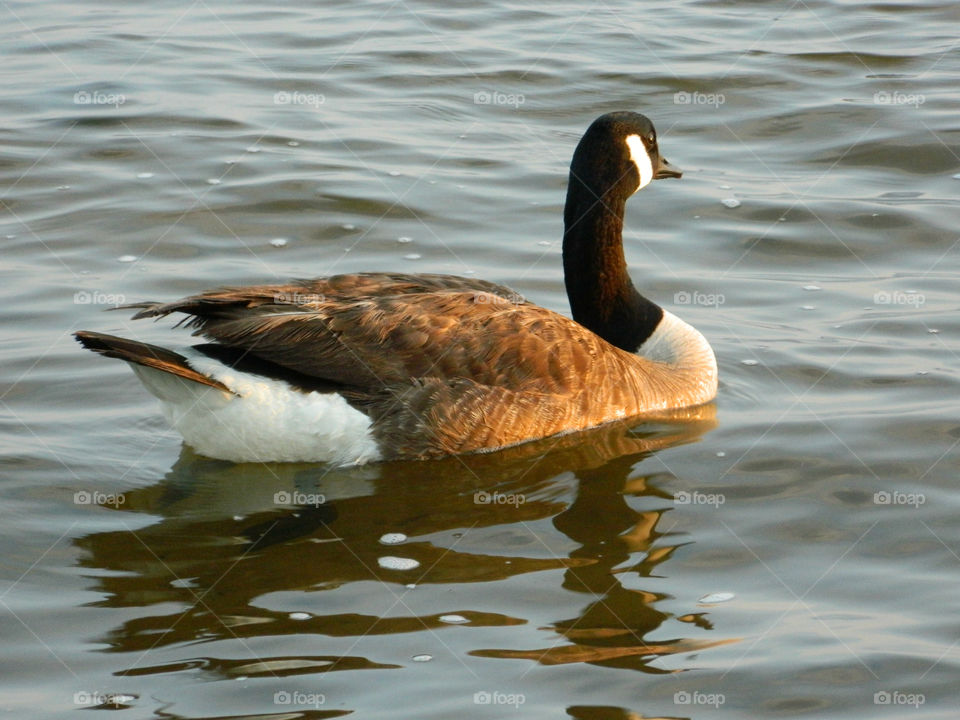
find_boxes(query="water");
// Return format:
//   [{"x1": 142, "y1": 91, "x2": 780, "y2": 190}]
[{"x1": 2, "y1": 0, "x2": 959, "y2": 717}]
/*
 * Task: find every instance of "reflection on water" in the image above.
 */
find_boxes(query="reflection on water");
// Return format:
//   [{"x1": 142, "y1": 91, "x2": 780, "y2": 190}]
[{"x1": 74, "y1": 412, "x2": 723, "y2": 698}]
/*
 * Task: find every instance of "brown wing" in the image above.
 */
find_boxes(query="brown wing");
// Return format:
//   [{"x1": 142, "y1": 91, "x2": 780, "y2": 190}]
[{"x1": 126, "y1": 272, "x2": 605, "y2": 393}]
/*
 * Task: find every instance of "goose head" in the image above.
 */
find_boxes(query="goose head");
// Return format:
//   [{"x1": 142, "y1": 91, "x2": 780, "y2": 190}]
[{"x1": 567, "y1": 111, "x2": 682, "y2": 205}]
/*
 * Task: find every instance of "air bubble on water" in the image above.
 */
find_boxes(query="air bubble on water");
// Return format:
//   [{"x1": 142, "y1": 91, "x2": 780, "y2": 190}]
[
  {"x1": 58, "y1": 185, "x2": 70, "y2": 191},
  {"x1": 269, "y1": 238, "x2": 288, "y2": 247},
  {"x1": 404, "y1": 253, "x2": 421, "y2": 260},
  {"x1": 206, "y1": 178, "x2": 221, "y2": 185},
  {"x1": 803, "y1": 285, "x2": 821, "y2": 291},
  {"x1": 537, "y1": 240, "x2": 551, "y2": 246},
  {"x1": 378, "y1": 556, "x2": 420, "y2": 570},
  {"x1": 289, "y1": 612, "x2": 311, "y2": 621},
  {"x1": 952, "y1": 173, "x2": 960, "y2": 180},
  {"x1": 118, "y1": 255, "x2": 137, "y2": 263},
  {"x1": 397, "y1": 236, "x2": 413, "y2": 243},
  {"x1": 741, "y1": 359, "x2": 759, "y2": 366},
  {"x1": 801, "y1": 305, "x2": 814, "y2": 310},
  {"x1": 379, "y1": 533, "x2": 407, "y2": 545},
  {"x1": 246, "y1": 146, "x2": 261, "y2": 153},
  {"x1": 412, "y1": 654, "x2": 433, "y2": 662},
  {"x1": 699, "y1": 592, "x2": 735, "y2": 604},
  {"x1": 928, "y1": 328, "x2": 939, "y2": 334},
  {"x1": 438, "y1": 614, "x2": 469, "y2": 624},
  {"x1": 288, "y1": 141, "x2": 300, "y2": 147},
  {"x1": 136, "y1": 172, "x2": 154, "y2": 179},
  {"x1": 716, "y1": 451, "x2": 726, "y2": 457},
  {"x1": 342, "y1": 223, "x2": 356, "y2": 230},
  {"x1": 720, "y1": 184, "x2": 731, "y2": 190},
  {"x1": 721, "y1": 198, "x2": 741, "y2": 209}
]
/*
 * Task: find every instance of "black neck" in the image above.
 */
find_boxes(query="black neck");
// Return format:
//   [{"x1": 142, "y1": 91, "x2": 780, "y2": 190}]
[{"x1": 562, "y1": 177, "x2": 663, "y2": 352}]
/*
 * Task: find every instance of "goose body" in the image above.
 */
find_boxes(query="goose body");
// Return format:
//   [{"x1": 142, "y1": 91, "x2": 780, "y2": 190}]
[{"x1": 75, "y1": 112, "x2": 718, "y2": 464}]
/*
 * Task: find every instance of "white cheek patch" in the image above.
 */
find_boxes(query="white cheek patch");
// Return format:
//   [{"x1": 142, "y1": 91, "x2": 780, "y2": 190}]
[{"x1": 625, "y1": 134, "x2": 654, "y2": 191}]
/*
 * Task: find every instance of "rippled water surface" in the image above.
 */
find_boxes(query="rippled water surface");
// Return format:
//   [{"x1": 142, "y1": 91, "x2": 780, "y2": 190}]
[{"x1": 3, "y1": 1, "x2": 960, "y2": 718}]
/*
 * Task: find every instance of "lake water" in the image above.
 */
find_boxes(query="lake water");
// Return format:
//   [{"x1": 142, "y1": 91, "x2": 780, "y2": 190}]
[{"x1": 2, "y1": 1, "x2": 959, "y2": 717}]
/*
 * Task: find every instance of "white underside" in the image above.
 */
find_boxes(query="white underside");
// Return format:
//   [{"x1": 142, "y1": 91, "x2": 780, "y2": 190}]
[{"x1": 129, "y1": 351, "x2": 381, "y2": 465}]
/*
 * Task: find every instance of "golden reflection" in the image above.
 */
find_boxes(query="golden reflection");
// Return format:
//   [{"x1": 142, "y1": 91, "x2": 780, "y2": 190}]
[{"x1": 74, "y1": 406, "x2": 727, "y2": 682}]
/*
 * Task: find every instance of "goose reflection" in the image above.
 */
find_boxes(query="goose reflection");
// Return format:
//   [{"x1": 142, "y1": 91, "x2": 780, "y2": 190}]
[{"x1": 73, "y1": 407, "x2": 726, "y2": 682}]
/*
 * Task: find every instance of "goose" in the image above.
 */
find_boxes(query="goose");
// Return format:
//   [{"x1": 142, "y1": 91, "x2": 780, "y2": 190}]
[{"x1": 75, "y1": 111, "x2": 718, "y2": 465}]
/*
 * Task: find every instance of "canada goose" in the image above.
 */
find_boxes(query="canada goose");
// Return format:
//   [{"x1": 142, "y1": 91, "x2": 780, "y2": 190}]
[{"x1": 75, "y1": 111, "x2": 717, "y2": 464}]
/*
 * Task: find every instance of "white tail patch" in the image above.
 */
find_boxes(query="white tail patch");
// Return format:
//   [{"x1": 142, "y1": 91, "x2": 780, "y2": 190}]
[
  {"x1": 625, "y1": 134, "x2": 654, "y2": 190},
  {"x1": 129, "y1": 352, "x2": 381, "y2": 465}
]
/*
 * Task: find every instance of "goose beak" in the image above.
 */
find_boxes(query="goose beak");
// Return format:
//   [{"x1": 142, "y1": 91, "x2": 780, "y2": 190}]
[{"x1": 655, "y1": 156, "x2": 683, "y2": 179}]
